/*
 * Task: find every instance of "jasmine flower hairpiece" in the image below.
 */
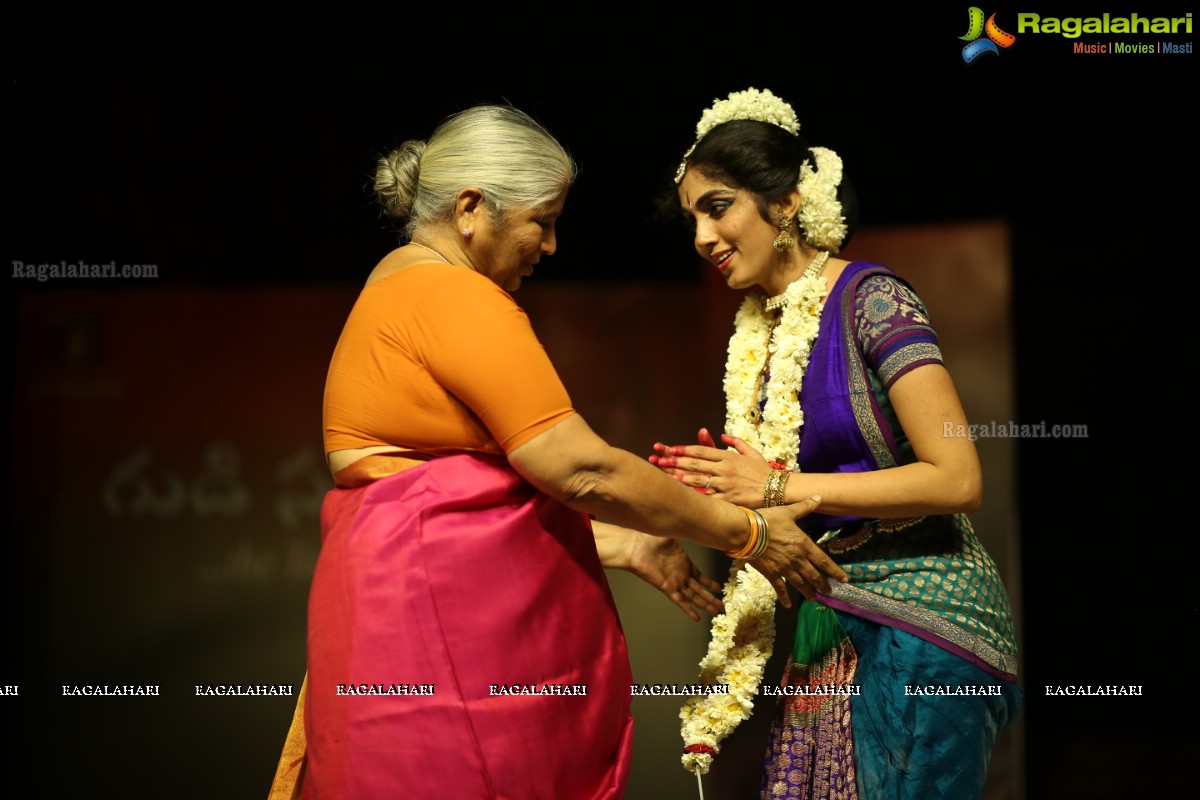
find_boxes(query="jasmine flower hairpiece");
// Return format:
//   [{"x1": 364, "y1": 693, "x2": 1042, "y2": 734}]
[{"x1": 674, "y1": 87, "x2": 848, "y2": 254}]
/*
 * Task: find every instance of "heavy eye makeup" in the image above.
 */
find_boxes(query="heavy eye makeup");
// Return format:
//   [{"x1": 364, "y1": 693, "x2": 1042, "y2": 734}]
[
  {"x1": 696, "y1": 191, "x2": 735, "y2": 218},
  {"x1": 680, "y1": 192, "x2": 735, "y2": 228}
]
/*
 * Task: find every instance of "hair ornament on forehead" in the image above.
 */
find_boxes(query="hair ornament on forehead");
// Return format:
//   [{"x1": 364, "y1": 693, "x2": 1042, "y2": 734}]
[{"x1": 675, "y1": 86, "x2": 848, "y2": 254}]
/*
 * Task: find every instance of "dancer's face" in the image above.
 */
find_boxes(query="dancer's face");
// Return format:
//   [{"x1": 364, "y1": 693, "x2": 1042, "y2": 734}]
[{"x1": 678, "y1": 169, "x2": 778, "y2": 292}]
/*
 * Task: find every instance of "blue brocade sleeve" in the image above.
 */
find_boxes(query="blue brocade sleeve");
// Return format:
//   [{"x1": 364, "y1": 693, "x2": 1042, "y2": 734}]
[{"x1": 854, "y1": 274, "x2": 944, "y2": 390}]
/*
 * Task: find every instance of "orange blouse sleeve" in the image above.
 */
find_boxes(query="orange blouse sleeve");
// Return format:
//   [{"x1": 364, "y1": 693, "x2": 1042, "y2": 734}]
[
  {"x1": 323, "y1": 263, "x2": 574, "y2": 455},
  {"x1": 410, "y1": 268, "x2": 574, "y2": 452}
]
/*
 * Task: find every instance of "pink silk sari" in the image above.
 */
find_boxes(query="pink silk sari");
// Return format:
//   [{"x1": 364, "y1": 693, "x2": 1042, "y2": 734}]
[{"x1": 299, "y1": 452, "x2": 633, "y2": 799}]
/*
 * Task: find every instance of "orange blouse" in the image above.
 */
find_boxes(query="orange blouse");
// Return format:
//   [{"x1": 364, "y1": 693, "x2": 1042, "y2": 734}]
[{"x1": 323, "y1": 260, "x2": 575, "y2": 458}]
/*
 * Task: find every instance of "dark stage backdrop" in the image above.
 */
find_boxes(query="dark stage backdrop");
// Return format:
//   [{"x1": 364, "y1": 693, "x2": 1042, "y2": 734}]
[{"x1": 4, "y1": 4, "x2": 1195, "y2": 799}]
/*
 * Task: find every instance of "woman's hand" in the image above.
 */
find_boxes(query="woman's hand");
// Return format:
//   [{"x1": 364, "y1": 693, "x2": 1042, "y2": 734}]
[
  {"x1": 592, "y1": 520, "x2": 723, "y2": 620},
  {"x1": 627, "y1": 533, "x2": 724, "y2": 621},
  {"x1": 746, "y1": 496, "x2": 849, "y2": 607},
  {"x1": 650, "y1": 428, "x2": 774, "y2": 508}
]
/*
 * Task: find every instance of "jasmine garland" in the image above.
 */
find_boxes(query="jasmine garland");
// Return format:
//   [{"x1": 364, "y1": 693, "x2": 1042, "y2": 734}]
[
  {"x1": 681, "y1": 254, "x2": 829, "y2": 777},
  {"x1": 680, "y1": 561, "x2": 777, "y2": 776}
]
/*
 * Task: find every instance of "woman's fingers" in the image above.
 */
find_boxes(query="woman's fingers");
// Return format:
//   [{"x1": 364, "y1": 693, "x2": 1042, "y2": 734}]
[
  {"x1": 670, "y1": 577, "x2": 723, "y2": 620},
  {"x1": 788, "y1": 538, "x2": 849, "y2": 590},
  {"x1": 777, "y1": 498, "x2": 848, "y2": 583},
  {"x1": 769, "y1": 576, "x2": 792, "y2": 608},
  {"x1": 780, "y1": 495, "x2": 822, "y2": 518},
  {"x1": 755, "y1": 496, "x2": 850, "y2": 602},
  {"x1": 786, "y1": 573, "x2": 818, "y2": 603},
  {"x1": 654, "y1": 443, "x2": 724, "y2": 463},
  {"x1": 688, "y1": 579, "x2": 723, "y2": 614},
  {"x1": 809, "y1": 546, "x2": 849, "y2": 584},
  {"x1": 719, "y1": 433, "x2": 757, "y2": 456}
]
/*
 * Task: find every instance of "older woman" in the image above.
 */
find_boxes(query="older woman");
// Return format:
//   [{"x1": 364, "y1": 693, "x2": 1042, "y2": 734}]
[
  {"x1": 653, "y1": 88, "x2": 1021, "y2": 799},
  {"x1": 268, "y1": 103, "x2": 847, "y2": 800}
]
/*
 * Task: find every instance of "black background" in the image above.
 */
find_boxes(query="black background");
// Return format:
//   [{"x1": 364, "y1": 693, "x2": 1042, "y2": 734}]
[{"x1": 4, "y1": 3, "x2": 1195, "y2": 797}]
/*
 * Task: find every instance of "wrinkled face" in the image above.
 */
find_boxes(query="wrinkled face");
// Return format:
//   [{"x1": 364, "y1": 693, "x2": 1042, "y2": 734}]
[
  {"x1": 475, "y1": 188, "x2": 568, "y2": 291},
  {"x1": 677, "y1": 169, "x2": 777, "y2": 291}
]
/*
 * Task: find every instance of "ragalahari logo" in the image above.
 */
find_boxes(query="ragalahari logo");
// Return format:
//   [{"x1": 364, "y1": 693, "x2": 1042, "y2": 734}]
[{"x1": 960, "y1": 7, "x2": 1017, "y2": 62}]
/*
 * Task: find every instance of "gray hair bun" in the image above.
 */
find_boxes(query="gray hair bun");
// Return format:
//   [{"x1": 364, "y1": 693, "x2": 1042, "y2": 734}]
[{"x1": 374, "y1": 140, "x2": 425, "y2": 221}]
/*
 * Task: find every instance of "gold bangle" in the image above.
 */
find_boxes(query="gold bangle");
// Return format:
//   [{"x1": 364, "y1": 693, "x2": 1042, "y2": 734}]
[
  {"x1": 762, "y1": 471, "x2": 777, "y2": 508},
  {"x1": 763, "y1": 469, "x2": 791, "y2": 508},
  {"x1": 771, "y1": 469, "x2": 791, "y2": 507}
]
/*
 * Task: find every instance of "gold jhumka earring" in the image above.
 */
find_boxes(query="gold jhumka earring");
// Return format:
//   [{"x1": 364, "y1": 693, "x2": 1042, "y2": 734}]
[{"x1": 772, "y1": 215, "x2": 795, "y2": 251}]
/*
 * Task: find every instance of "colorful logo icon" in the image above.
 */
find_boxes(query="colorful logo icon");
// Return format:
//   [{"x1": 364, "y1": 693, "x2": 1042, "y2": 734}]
[{"x1": 960, "y1": 7, "x2": 1016, "y2": 62}]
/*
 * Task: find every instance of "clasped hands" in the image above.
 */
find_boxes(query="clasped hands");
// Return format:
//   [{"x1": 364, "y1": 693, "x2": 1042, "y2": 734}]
[{"x1": 650, "y1": 427, "x2": 848, "y2": 607}]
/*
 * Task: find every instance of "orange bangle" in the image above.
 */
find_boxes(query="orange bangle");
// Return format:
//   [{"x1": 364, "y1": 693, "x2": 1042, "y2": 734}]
[{"x1": 725, "y1": 506, "x2": 760, "y2": 559}]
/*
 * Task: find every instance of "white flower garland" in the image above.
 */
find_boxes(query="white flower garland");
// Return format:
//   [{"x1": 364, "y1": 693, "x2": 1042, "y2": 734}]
[
  {"x1": 681, "y1": 263, "x2": 829, "y2": 778},
  {"x1": 680, "y1": 561, "x2": 777, "y2": 776},
  {"x1": 724, "y1": 268, "x2": 828, "y2": 470}
]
